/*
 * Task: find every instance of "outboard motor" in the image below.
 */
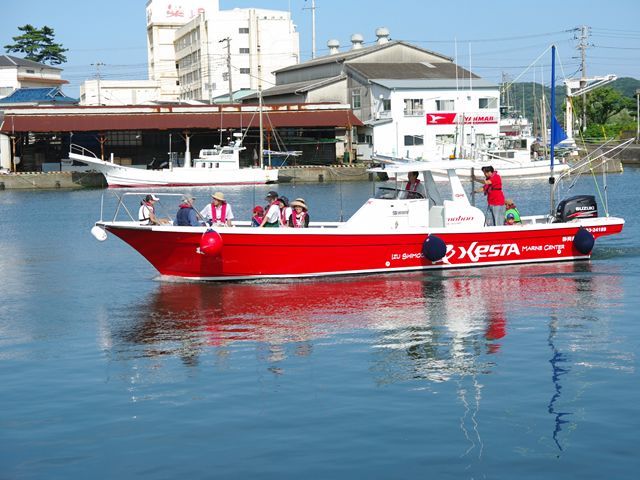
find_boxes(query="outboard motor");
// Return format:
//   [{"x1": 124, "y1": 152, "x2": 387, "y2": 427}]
[{"x1": 555, "y1": 195, "x2": 597, "y2": 222}]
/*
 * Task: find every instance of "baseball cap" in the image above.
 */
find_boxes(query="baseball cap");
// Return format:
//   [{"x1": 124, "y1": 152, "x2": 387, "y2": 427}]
[{"x1": 506, "y1": 213, "x2": 515, "y2": 220}]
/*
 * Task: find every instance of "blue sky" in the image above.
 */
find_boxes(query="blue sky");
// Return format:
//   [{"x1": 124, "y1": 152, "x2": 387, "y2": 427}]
[{"x1": 3, "y1": 0, "x2": 639, "y2": 96}]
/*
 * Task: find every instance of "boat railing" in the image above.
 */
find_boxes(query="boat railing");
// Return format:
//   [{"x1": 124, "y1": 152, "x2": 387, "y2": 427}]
[
  {"x1": 100, "y1": 192, "x2": 186, "y2": 223},
  {"x1": 70, "y1": 143, "x2": 99, "y2": 159},
  {"x1": 99, "y1": 191, "x2": 344, "y2": 228}
]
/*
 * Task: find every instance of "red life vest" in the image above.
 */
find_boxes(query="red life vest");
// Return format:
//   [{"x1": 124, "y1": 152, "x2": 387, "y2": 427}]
[
  {"x1": 290, "y1": 211, "x2": 307, "y2": 228},
  {"x1": 211, "y1": 202, "x2": 227, "y2": 223},
  {"x1": 280, "y1": 206, "x2": 291, "y2": 225},
  {"x1": 406, "y1": 179, "x2": 421, "y2": 192}
]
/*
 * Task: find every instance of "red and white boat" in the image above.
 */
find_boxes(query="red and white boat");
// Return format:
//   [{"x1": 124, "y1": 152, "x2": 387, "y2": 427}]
[{"x1": 91, "y1": 156, "x2": 624, "y2": 281}]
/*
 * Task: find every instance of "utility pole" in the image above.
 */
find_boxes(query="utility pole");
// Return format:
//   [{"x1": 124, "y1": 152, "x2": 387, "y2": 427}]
[
  {"x1": 636, "y1": 88, "x2": 640, "y2": 143},
  {"x1": 577, "y1": 25, "x2": 590, "y2": 132},
  {"x1": 219, "y1": 37, "x2": 233, "y2": 103},
  {"x1": 91, "y1": 62, "x2": 105, "y2": 105}
]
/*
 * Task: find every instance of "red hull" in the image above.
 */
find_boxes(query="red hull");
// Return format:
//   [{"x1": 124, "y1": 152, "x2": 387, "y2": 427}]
[{"x1": 104, "y1": 221, "x2": 623, "y2": 280}]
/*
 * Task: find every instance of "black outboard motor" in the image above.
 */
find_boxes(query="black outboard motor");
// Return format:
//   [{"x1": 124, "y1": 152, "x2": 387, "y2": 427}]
[{"x1": 555, "y1": 195, "x2": 598, "y2": 222}]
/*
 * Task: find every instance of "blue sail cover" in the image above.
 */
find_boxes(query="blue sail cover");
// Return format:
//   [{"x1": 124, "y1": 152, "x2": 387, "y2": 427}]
[{"x1": 551, "y1": 116, "x2": 568, "y2": 146}]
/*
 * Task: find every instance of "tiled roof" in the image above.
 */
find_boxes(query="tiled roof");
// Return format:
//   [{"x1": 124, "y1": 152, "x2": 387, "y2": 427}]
[
  {"x1": 274, "y1": 41, "x2": 452, "y2": 73},
  {"x1": 347, "y1": 63, "x2": 480, "y2": 80},
  {"x1": 0, "y1": 87, "x2": 77, "y2": 104},
  {"x1": 0, "y1": 55, "x2": 62, "y2": 70}
]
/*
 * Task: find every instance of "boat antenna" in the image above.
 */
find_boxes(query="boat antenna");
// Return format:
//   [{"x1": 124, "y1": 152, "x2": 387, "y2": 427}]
[{"x1": 549, "y1": 44, "x2": 557, "y2": 216}]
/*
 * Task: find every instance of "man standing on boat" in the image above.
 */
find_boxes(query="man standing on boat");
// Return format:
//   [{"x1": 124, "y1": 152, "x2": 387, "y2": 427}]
[
  {"x1": 475, "y1": 166, "x2": 505, "y2": 226},
  {"x1": 200, "y1": 192, "x2": 234, "y2": 227}
]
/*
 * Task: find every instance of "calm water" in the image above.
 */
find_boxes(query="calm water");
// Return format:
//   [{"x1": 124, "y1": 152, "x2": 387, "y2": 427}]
[{"x1": 1, "y1": 170, "x2": 639, "y2": 479}]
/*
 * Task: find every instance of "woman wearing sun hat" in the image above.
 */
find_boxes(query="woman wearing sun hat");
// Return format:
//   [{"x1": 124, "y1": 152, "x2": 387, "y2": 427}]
[
  {"x1": 200, "y1": 191, "x2": 234, "y2": 227},
  {"x1": 288, "y1": 198, "x2": 310, "y2": 228}
]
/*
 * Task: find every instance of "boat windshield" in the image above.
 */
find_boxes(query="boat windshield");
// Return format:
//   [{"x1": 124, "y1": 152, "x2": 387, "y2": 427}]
[{"x1": 375, "y1": 187, "x2": 424, "y2": 200}]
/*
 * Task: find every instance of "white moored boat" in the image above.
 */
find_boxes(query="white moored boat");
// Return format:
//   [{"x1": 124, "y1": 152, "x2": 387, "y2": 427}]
[{"x1": 69, "y1": 140, "x2": 278, "y2": 188}]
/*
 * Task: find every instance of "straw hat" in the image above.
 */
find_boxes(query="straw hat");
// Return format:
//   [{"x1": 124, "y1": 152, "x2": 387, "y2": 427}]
[
  {"x1": 211, "y1": 192, "x2": 225, "y2": 202},
  {"x1": 290, "y1": 198, "x2": 307, "y2": 210}
]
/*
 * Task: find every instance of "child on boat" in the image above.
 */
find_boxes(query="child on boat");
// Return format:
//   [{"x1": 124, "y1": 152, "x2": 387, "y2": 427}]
[{"x1": 252, "y1": 205, "x2": 264, "y2": 226}]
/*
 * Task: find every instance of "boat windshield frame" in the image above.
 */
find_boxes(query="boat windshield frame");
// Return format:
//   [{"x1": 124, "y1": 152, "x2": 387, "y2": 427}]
[{"x1": 375, "y1": 187, "x2": 425, "y2": 200}]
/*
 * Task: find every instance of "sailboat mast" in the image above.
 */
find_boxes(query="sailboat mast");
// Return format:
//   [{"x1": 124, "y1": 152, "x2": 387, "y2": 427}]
[
  {"x1": 549, "y1": 45, "x2": 556, "y2": 215},
  {"x1": 257, "y1": 22, "x2": 264, "y2": 169}
]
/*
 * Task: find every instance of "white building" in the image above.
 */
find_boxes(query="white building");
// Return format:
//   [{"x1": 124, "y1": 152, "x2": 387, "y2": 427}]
[
  {"x1": 260, "y1": 31, "x2": 500, "y2": 161},
  {"x1": 80, "y1": 79, "x2": 161, "y2": 105},
  {"x1": 146, "y1": 0, "x2": 299, "y2": 102},
  {"x1": 0, "y1": 55, "x2": 68, "y2": 99}
]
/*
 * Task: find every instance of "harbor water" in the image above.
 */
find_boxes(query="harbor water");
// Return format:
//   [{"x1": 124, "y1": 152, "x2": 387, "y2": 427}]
[{"x1": 1, "y1": 169, "x2": 639, "y2": 479}]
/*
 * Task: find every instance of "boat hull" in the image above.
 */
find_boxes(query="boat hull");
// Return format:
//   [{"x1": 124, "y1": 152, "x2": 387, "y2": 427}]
[
  {"x1": 69, "y1": 152, "x2": 278, "y2": 187},
  {"x1": 101, "y1": 218, "x2": 623, "y2": 281}
]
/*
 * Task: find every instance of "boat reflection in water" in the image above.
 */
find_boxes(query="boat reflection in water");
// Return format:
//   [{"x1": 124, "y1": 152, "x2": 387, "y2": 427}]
[{"x1": 114, "y1": 261, "x2": 624, "y2": 453}]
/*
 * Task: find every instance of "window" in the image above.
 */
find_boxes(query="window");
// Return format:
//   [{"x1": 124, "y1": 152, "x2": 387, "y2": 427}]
[
  {"x1": 106, "y1": 131, "x2": 142, "y2": 146},
  {"x1": 239, "y1": 68, "x2": 250, "y2": 74},
  {"x1": 436, "y1": 99, "x2": 455, "y2": 111},
  {"x1": 357, "y1": 134, "x2": 373, "y2": 145},
  {"x1": 404, "y1": 98, "x2": 423, "y2": 116},
  {"x1": 479, "y1": 97, "x2": 498, "y2": 109},
  {"x1": 404, "y1": 135, "x2": 424, "y2": 146},
  {"x1": 381, "y1": 99, "x2": 391, "y2": 111},
  {"x1": 239, "y1": 48, "x2": 250, "y2": 54},
  {"x1": 222, "y1": 72, "x2": 229, "y2": 81},
  {"x1": 26, "y1": 69, "x2": 35, "y2": 74},
  {"x1": 239, "y1": 27, "x2": 249, "y2": 34},
  {"x1": 436, "y1": 134, "x2": 455, "y2": 145},
  {"x1": 351, "y1": 89, "x2": 361, "y2": 109}
]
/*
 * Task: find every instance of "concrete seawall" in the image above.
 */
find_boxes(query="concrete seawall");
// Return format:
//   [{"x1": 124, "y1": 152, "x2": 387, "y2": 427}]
[
  {"x1": 0, "y1": 172, "x2": 106, "y2": 190},
  {"x1": 278, "y1": 165, "x2": 373, "y2": 183}
]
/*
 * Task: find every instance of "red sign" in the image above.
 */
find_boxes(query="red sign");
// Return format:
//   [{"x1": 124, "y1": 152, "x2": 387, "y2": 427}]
[{"x1": 426, "y1": 113, "x2": 498, "y2": 125}]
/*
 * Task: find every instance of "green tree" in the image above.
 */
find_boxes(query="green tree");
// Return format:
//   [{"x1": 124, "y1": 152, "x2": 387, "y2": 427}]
[
  {"x1": 4, "y1": 24, "x2": 68, "y2": 65},
  {"x1": 569, "y1": 87, "x2": 632, "y2": 126}
]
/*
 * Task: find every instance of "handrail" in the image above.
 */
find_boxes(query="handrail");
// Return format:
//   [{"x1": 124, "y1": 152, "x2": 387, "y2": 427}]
[{"x1": 69, "y1": 143, "x2": 99, "y2": 159}]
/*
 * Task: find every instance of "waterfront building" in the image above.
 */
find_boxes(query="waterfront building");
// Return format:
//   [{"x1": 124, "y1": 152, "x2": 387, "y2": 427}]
[
  {"x1": 260, "y1": 29, "x2": 500, "y2": 161},
  {"x1": 0, "y1": 55, "x2": 68, "y2": 99},
  {"x1": 145, "y1": 0, "x2": 299, "y2": 103},
  {"x1": 80, "y1": 79, "x2": 161, "y2": 106}
]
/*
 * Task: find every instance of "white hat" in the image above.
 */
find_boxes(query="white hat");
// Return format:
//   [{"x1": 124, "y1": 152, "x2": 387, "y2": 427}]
[
  {"x1": 290, "y1": 199, "x2": 307, "y2": 210},
  {"x1": 211, "y1": 192, "x2": 225, "y2": 202}
]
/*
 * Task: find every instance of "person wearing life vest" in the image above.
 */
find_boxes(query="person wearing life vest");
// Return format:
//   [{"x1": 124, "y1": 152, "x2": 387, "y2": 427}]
[
  {"x1": 504, "y1": 198, "x2": 522, "y2": 225},
  {"x1": 277, "y1": 196, "x2": 292, "y2": 227},
  {"x1": 474, "y1": 166, "x2": 505, "y2": 226},
  {"x1": 200, "y1": 191, "x2": 234, "y2": 227},
  {"x1": 260, "y1": 190, "x2": 281, "y2": 228},
  {"x1": 251, "y1": 205, "x2": 264, "y2": 227},
  {"x1": 138, "y1": 194, "x2": 160, "y2": 225},
  {"x1": 175, "y1": 195, "x2": 200, "y2": 226},
  {"x1": 405, "y1": 171, "x2": 427, "y2": 199},
  {"x1": 288, "y1": 198, "x2": 310, "y2": 228}
]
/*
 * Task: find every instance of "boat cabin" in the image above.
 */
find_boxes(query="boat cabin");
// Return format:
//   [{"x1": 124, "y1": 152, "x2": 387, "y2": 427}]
[{"x1": 344, "y1": 161, "x2": 486, "y2": 230}]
